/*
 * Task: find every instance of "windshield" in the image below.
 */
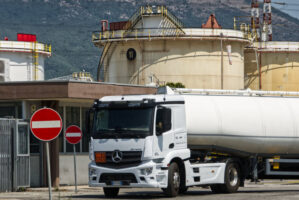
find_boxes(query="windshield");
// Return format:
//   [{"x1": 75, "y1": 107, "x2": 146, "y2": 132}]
[{"x1": 93, "y1": 108, "x2": 154, "y2": 139}]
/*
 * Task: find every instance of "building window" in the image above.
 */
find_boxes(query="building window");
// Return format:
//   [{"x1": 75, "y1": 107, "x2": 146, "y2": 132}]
[
  {"x1": 65, "y1": 107, "x2": 80, "y2": 152},
  {"x1": 0, "y1": 60, "x2": 4, "y2": 73},
  {"x1": 81, "y1": 107, "x2": 90, "y2": 152},
  {"x1": 58, "y1": 105, "x2": 90, "y2": 153}
]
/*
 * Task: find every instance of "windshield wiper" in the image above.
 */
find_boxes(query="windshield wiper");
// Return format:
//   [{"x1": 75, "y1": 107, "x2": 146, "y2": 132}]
[
  {"x1": 94, "y1": 131, "x2": 120, "y2": 139},
  {"x1": 121, "y1": 132, "x2": 145, "y2": 138}
]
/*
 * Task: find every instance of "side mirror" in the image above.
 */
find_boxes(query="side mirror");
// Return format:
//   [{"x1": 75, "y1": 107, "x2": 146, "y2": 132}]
[{"x1": 156, "y1": 107, "x2": 172, "y2": 136}]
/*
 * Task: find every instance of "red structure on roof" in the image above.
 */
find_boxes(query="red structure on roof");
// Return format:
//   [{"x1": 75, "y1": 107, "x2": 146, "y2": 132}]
[
  {"x1": 201, "y1": 14, "x2": 222, "y2": 29},
  {"x1": 17, "y1": 33, "x2": 36, "y2": 42}
]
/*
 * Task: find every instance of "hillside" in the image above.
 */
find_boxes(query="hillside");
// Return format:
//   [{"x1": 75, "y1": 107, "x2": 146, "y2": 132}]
[{"x1": 1, "y1": 0, "x2": 299, "y2": 79}]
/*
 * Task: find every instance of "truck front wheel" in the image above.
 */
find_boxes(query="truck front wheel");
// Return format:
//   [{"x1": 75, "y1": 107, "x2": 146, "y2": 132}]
[
  {"x1": 103, "y1": 187, "x2": 119, "y2": 198},
  {"x1": 210, "y1": 162, "x2": 240, "y2": 193},
  {"x1": 163, "y1": 162, "x2": 180, "y2": 197},
  {"x1": 223, "y1": 162, "x2": 241, "y2": 193}
]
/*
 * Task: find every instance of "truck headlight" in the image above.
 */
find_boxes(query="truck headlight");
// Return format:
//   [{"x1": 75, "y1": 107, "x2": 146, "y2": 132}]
[{"x1": 140, "y1": 167, "x2": 153, "y2": 176}]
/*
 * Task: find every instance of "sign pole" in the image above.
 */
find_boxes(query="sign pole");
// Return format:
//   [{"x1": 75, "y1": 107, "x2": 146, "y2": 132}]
[
  {"x1": 30, "y1": 108, "x2": 62, "y2": 200},
  {"x1": 65, "y1": 125, "x2": 82, "y2": 193},
  {"x1": 46, "y1": 142, "x2": 52, "y2": 200},
  {"x1": 73, "y1": 144, "x2": 78, "y2": 193}
]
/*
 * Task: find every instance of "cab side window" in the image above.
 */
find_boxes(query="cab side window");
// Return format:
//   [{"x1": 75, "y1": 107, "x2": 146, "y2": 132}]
[{"x1": 156, "y1": 107, "x2": 172, "y2": 135}]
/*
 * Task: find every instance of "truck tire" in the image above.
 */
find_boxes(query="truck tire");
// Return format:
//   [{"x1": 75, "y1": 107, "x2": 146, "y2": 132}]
[
  {"x1": 163, "y1": 162, "x2": 180, "y2": 197},
  {"x1": 221, "y1": 162, "x2": 240, "y2": 193},
  {"x1": 103, "y1": 187, "x2": 119, "y2": 198}
]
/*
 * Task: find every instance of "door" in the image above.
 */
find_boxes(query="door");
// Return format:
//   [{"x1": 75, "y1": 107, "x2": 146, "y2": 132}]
[
  {"x1": 15, "y1": 120, "x2": 30, "y2": 188},
  {"x1": 152, "y1": 106, "x2": 173, "y2": 159}
]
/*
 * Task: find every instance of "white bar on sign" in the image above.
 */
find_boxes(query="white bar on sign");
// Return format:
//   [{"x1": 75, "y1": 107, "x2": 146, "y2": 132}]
[
  {"x1": 66, "y1": 133, "x2": 81, "y2": 137},
  {"x1": 32, "y1": 120, "x2": 61, "y2": 128}
]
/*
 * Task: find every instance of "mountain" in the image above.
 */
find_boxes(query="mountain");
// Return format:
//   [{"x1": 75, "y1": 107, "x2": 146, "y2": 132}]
[{"x1": 1, "y1": 0, "x2": 299, "y2": 79}]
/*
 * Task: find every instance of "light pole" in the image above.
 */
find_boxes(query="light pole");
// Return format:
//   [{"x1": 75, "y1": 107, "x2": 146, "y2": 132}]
[{"x1": 220, "y1": 33, "x2": 224, "y2": 89}]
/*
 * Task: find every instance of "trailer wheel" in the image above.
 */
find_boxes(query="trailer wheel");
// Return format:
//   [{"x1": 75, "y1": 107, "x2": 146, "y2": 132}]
[
  {"x1": 103, "y1": 187, "x2": 119, "y2": 198},
  {"x1": 221, "y1": 162, "x2": 240, "y2": 193},
  {"x1": 163, "y1": 162, "x2": 180, "y2": 197}
]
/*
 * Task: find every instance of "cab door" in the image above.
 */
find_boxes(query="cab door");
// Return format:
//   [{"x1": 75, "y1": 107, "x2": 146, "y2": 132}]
[{"x1": 152, "y1": 106, "x2": 174, "y2": 159}]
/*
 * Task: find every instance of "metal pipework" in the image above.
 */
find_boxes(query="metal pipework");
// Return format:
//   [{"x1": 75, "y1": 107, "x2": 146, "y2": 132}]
[{"x1": 173, "y1": 88, "x2": 299, "y2": 97}]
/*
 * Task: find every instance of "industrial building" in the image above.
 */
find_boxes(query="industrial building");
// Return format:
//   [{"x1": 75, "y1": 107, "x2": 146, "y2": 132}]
[
  {"x1": 93, "y1": 5, "x2": 250, "y2": 90},
  {"x1": 93, "y1": 3, "x2": 299, "y2": 92},
  {"x1": 245, "y1": 42, "x2": 299, "y2": 91}
]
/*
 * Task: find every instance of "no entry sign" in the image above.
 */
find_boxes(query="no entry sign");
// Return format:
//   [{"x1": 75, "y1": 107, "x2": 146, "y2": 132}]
[
  {"x1": 30, "y1": 108, "x2": 62, "y2": 141},
  {"x1": 65, "y1": 125, "x2": 82, "y2": 144}
]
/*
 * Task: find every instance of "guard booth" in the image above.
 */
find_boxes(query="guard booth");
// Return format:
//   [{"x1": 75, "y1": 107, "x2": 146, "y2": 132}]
[{"x1": 0, "y1": 119, "x2": 30, "y2": 192}]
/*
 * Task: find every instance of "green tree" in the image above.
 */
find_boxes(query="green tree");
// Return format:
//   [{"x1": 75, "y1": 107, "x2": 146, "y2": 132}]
[{"x1": 166, "y1": 82, "x2": 185, "y2": 88}]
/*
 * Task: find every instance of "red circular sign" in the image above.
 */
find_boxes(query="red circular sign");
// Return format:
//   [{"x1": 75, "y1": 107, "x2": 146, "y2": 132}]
[
  {"x1": 65, "y1": 125, "x2": 82, "y2": 144},
  {"x1": 30, "y1": 108, "x2": 62, "y2": 142}
]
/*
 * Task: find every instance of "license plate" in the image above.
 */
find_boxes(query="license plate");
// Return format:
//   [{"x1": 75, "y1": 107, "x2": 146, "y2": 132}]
[{"x1": 111, "y1": 181, "x2": 123, "y2": 186}]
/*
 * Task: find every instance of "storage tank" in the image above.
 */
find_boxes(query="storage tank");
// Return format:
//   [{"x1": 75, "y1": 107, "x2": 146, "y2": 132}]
[
  {"x1": 93, "y1": 5, "x2": 249, "y2": 89},
  {"x1": 245, "y1": 42, "x2": 299, "y2": 91},
  {"x1": 182, "y1": 92, "x2": 299, "y2": 157},
  {"x1": 0, "y1": 34, "x2": 51, "y2": 82}
]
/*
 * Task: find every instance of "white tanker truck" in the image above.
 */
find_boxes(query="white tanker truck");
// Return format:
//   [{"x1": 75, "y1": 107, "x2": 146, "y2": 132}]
[{"x1": 87, "y1": 87, "x2": 299, "y2": 198}]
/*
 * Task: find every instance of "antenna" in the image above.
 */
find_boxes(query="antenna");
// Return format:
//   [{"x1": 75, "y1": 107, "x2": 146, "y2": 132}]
[
  {"x1": 262, "y1": 0, "x2": 272, "y2": 41},
  {"x1": 251, "y1": 0, "x2": 261, "y2": 41}
]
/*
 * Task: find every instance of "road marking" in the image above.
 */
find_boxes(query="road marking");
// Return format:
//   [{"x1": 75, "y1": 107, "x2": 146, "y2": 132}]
[
  {"x1": 66, "y1": 133, "x2": 81, "y2": 137},
  {"x1": 32, "y1": 120, "x2": 61, "y2": 128}
]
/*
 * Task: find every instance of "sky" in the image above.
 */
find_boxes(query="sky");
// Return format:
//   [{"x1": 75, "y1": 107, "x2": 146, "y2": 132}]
[{"x1": 271, "y1": 0, "x2": 299, "y2": 19}]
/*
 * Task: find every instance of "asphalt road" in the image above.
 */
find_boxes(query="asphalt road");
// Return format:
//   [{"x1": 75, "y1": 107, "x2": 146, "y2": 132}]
[{"x1": 0, "y1": 181, "x2": 299, "y2": 200}]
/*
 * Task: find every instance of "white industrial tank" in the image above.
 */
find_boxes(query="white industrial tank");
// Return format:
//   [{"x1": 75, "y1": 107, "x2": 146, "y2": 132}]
[{"x1": 183, "y1": 94, "x2": 299, "y2": 157}]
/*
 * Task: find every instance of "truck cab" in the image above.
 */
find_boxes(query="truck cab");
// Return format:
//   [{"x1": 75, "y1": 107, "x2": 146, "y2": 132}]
[{"x1": 88, "y1": 94, "x2": 228, "y2": 197}]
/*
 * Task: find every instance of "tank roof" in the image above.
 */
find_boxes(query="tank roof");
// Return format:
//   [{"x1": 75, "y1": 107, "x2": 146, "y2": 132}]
[{"x1": 0, "y1": 40, "x2": 51, "y2": 56}]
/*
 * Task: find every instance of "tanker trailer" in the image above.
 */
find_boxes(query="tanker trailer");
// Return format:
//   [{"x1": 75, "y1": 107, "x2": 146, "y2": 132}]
[{"x1": 88, "y1": 87, "x2": 299, "y2": 198}]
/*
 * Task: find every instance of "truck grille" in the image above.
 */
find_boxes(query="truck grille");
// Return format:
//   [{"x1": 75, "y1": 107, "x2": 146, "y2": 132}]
[
  {"x1": 96, "y1": 151, "x2": 142, "y2": 168},
  {"x1": 99, "y1": 173, "x2": 137, "y2": 184}
]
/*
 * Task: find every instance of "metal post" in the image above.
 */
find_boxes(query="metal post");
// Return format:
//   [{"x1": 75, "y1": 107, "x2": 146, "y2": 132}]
[
  {"x1": 73, "y1": 144, "x2": 78, "y2": 193},
  {"x1": 220, "y1": 33, "x2": 224, "y2": 89},
  {"x1": 46, "y1": 142, "x2": 52, "y2": 200}
]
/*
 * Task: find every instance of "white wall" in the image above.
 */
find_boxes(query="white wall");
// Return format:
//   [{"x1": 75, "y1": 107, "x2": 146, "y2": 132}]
[
  {"x1": 0, "y1": 52, "x2": 45, "y2": 81},
  {"x1": 59, "y1": 154, "x2": 90, "y2": 185}
]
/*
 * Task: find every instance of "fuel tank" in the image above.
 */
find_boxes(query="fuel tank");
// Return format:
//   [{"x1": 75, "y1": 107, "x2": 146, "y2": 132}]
[{"x1": 183, "y1": 94, "x2": 299, "y2": 157}]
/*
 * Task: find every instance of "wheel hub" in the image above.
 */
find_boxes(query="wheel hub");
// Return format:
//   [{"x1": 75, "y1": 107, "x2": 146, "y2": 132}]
[
  {"x1": 229, "y1": 167, "x2": 238, "y2": 186},
  {"x1": 173, "y1": 171, "x2": 180, "y2": 189}
]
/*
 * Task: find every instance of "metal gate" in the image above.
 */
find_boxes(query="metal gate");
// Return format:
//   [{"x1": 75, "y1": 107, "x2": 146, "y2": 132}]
[
  {"x1": 0, "y1": 119, "x2": 13, "y2": 192},
  {"x1": 0, "y1": 119, "x2": 30, "y2": 192}
]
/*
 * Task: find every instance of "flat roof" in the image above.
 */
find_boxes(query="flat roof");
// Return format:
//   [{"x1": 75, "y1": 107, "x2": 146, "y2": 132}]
[{"x1": 0, "y1": 80, "x2": 157, "y2": 100}]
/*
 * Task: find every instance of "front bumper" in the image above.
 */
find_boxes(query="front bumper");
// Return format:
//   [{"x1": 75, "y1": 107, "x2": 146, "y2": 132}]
[{"x1": 88, "y1": 161, "x2": 168, "y2": 188}]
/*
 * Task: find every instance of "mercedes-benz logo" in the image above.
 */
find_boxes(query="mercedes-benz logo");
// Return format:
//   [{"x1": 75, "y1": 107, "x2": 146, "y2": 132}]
[{"x1": 112, "y1": 150, "x2": 123, "y2": 163}]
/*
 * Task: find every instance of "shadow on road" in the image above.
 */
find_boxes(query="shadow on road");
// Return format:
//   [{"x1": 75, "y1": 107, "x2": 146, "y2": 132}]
[
  {"x1": 68, "y1": 189, "x2": 299, "y2": 199},
  {"x1": 68, "y1": 190, "x2": 211, "y2": 199}
]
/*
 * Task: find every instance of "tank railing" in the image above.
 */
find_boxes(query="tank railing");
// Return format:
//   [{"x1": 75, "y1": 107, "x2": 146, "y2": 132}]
[
  {"x1": 251, "y1": 41, "x2": 299, "y2": 51},
  {"x1": 173, "y1": 88, "x2": 299, "y2": 97},
  {"x1": 0, "y1": 41, "x2": 51, "y2": 53},
  {"x1": 127, "y1": 5, "x2": 184, "y2": 30},
  {"x1": 92, "y1": 28, "x2": 246, "y2": 42}
]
